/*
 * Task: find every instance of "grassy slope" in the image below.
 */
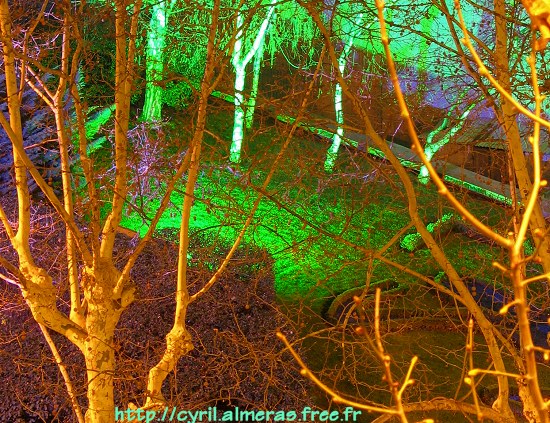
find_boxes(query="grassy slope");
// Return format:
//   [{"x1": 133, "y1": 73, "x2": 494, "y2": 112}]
[
  {"x1": 89, "y1": 105, "x2": 549, "y2": 421},
  {"x1": 113, "y1": 107, "x2": 510, "y2": 313}
]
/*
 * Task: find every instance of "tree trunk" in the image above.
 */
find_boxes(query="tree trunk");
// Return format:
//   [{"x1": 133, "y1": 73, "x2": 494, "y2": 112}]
[
  {"x1": 142, "y1": 0, "x2": 173, "y2": 122},
  {"x1": 325, "y1": 12, "x2": 362, "y2": 173},
  {"x1": 244, "y1": 35, "x2": 265, "y2": 130},
  {"x1": 325, "y1": 79, "x2": 344, "y2": 172},
  {"x1": 84, "y1": 308, "x2": 117, "y2": 423},
  {"x1": 230, "y1": 65, "x2": 246, "y2": 163},
  {"x1": 229, "y1": 1, "x2": 276, "y2": 163},
  {"x1": 82, "y1": 261, "x2": 130, "y2": 423},
  {"x1": 144, "y1": 0, "x2": 221, "y2": 406},
  {"x1": 494, "y1": 0, "x2": 550, "y2": 274}
]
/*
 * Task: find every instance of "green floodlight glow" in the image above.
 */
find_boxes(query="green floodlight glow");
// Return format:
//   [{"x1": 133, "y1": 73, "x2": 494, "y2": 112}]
[
  {"x1": 84, "y1": 105, "x2": 115, "y2": 154},
  {"x1": 419, "y1": 94, "x2": 476, "y2": 184},
  {"x1": 400, "y1": 212, "x2": 455, "y2": 251},
  {"x1": 230, "y1": 0, "x2": 276, "y2": 163},
  {"x1": 117, "y1": 159, "x2": 509, "y2": 312},
  {"x1": 325, "y1": 12, "x2": 364, "y2": 173},
  {"x1": 141, "y1": 0, "x2": 175, "y2": 122},
  {"x1": 118, "y1": 169, "x2": 359, "y2": 303}
]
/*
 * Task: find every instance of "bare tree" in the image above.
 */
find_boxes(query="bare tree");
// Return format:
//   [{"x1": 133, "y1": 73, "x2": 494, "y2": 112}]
[
  {"x1": 0, "y1": 0, "x2": 233, "y2": 421},
  {"x1": 277, "y1": 0, "x2": 550, "y2": 421},
  {"x1": 0, "y1": 0, "x2": 319, "y2": 420}
]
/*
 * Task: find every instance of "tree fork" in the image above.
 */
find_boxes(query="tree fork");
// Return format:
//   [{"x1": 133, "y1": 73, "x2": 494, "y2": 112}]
[{"x1": 144, "y1": 0, "x2": 220, "y2": 407}]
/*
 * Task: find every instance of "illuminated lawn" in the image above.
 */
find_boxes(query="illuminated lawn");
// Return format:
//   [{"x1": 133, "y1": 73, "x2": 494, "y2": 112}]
[{"x1": 107, "y1": 108, "x2": 511, "y2": 312}]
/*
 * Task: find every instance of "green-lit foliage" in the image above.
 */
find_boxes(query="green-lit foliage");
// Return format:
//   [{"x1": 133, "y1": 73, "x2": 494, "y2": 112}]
[
  {"x1": 162, "y1": 46, "x2": 207, "y2": 108},
  {"x1": 230, "y1": 0, "x2": 276, "y2": 163},
  {"x1": 325, "y1": 5, "x2": 364, "y2": 173},
  {"x1": 349, "y1": 1, "x2": 547, "y2": 124},
  {"x1": 267, "y1": 2, "x2": 318, "y2": 66},
  {"x1": 141, "y1": 0, "x2": 175, "y2": 121},
  {"x1": 110, "y1": 111, "x2": 509, "y2": 313},
  {"x1": 349, "y1": 1, "x2": 483, "y2": 75},
  {"x1": 83, "y1": 105, "x2": 116, "y2": 154}
]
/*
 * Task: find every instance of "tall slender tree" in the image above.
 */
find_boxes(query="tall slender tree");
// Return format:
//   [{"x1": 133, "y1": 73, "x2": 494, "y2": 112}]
[
  {"x1": 0, "y1": 1, "x2": 227, "y2": 421},
  {"x1": 324, "y1": 8, "x2": 364, "y2": 172},
  {"x1": 141, "y1": 0, "x2": 177, "y2": 121},
  {"x1": 229, "y1": 0, "x2": 276, "y2": 163},
  {"x1": 244, "y1": 32, "x2": 266, "y2": 130}
]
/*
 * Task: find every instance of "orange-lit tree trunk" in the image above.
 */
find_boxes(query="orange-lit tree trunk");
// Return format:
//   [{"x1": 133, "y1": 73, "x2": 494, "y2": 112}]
[
  {"x1": 303, "y1": 2, "x2": 520, "y2": 420},
  {"x1": 0, "y1": 1, "x2": 141, "y2": 422},
  {"x1": 144, "y1": 0, "x2": 221, "y2": 406},
  {"x1": 493, "y1": 2, "x2": 549, "y2": 420},
  {"x1": 493, "y1": 0, "x2": 550, "y2": 276}
]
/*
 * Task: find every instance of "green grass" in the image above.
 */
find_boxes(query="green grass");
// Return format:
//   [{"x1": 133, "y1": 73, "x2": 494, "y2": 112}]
[
  {"x1": 95, "y1": 107, "x2": 516, "y2": 314},
  {"x1": 87, "y1": 106, "x2": 550, "y2": 419}
]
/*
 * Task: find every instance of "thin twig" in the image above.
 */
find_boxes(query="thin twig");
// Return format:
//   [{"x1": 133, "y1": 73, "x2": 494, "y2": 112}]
[{"x1": 276, "y1": 332, "x2": 398, "y2": 415}]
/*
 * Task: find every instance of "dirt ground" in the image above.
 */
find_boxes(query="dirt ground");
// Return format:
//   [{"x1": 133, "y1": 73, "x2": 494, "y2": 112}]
[{"x1": 0, "y1": 195, "x2": 312, "y2": 422}]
